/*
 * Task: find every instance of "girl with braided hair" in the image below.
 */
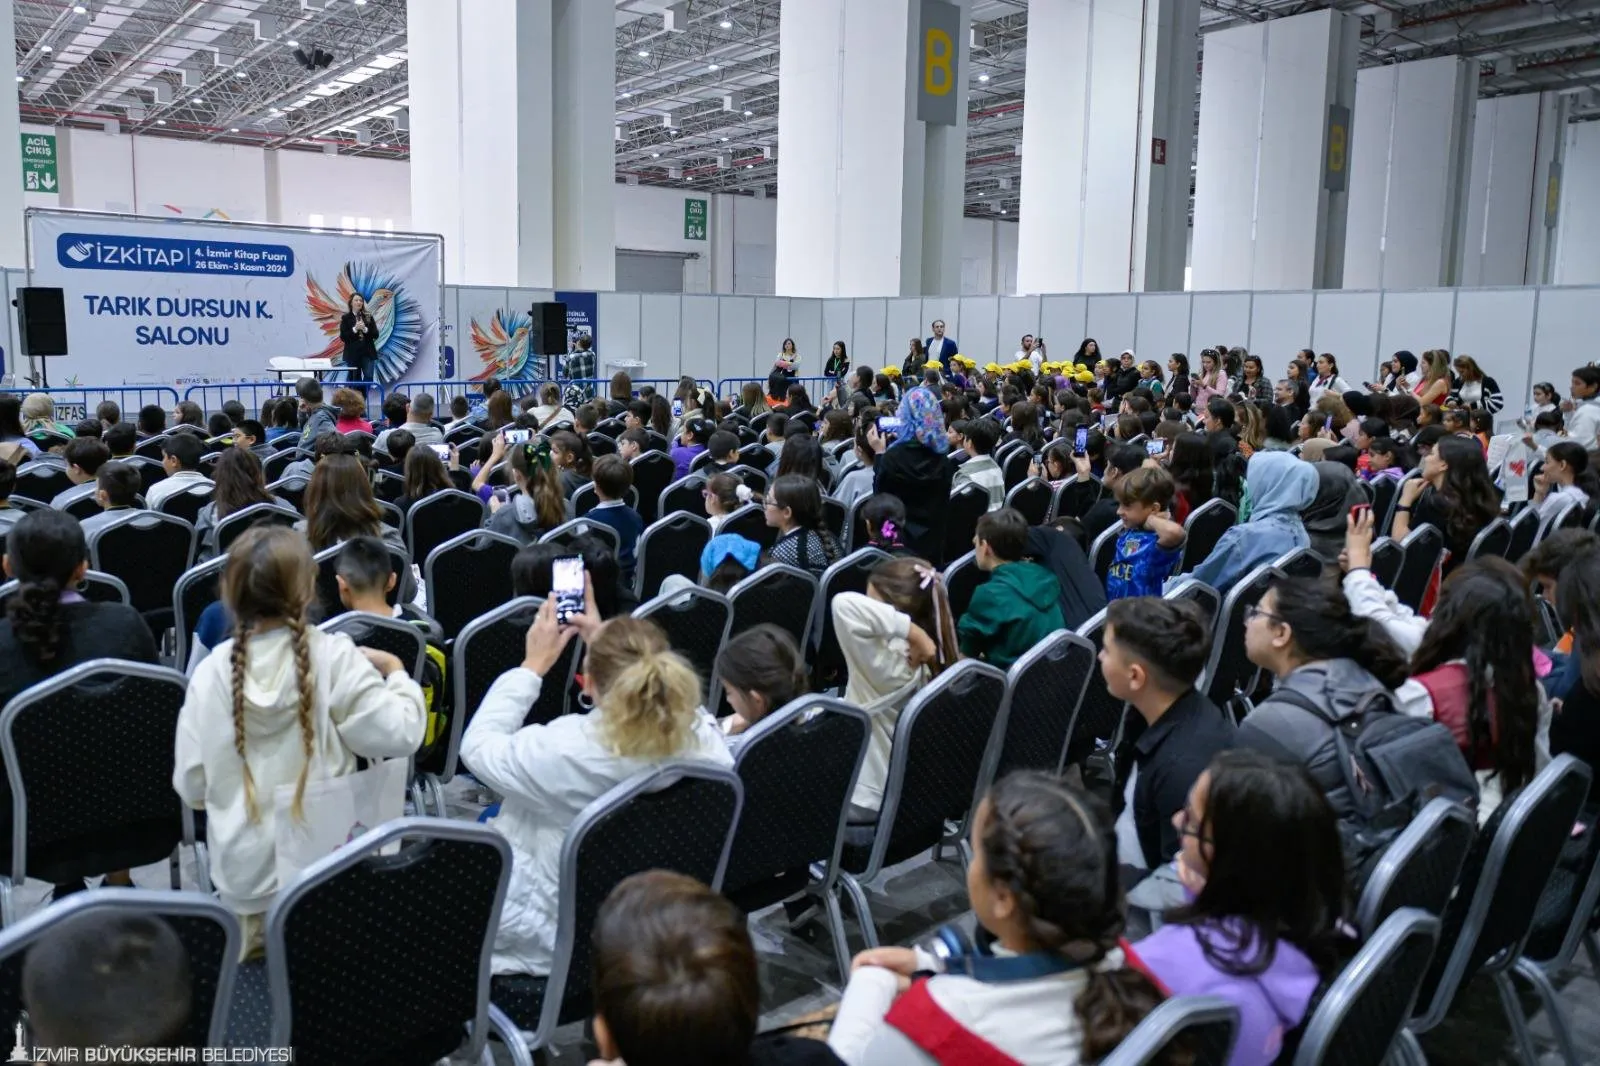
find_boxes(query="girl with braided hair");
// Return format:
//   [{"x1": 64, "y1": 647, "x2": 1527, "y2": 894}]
[
  {"x1": 174, "y1": 526, "x2": 425, "y2": 956},
  {"x1": 830, "y1": 772, "x2": 1163, "y2": 1065}
]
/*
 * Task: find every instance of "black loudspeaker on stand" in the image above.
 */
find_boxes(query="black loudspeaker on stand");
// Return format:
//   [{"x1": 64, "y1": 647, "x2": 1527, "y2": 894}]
[
  {"x1": 14, "y1": 286, "x2": 67, "y2": 387},
  {"x1": 530, "y1": 301, "x2": 568, "y2": 357}
]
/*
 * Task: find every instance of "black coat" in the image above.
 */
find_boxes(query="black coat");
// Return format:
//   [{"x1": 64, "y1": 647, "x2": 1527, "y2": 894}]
[
  {"x1": 340, "y1": 311, "x2": 379, "y2": 378},
  {"x1": 873, "y1": 440, "x2": 955, "y2": 559}
]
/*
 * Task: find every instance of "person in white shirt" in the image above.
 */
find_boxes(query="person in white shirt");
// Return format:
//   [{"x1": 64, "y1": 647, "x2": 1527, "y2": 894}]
[
  {"x1": 524, "y1": 382, "x2": 576, "y2": 431},
  {"x1": 1563, "y1": 367, "x2": 1600, "y2": 450},
  {"x1": 1533, "y1": 441, "x2": 1598, "y2": 518},
  {"x1": 1012, "y1": 335, "x2": 1036, "y2": 365},
  {"x1": 831, "y1": 558, "x2": 958, "y2": 819},
  {"x1": 173, "y1": 526, "x2": 425, "y2": 956},
  {"x1": 833, "y1": 430, "x2": 878, "y2": 507},
  {"x1": 1307, "y1": 353, "x2": 1352, "y2": 407},
  {"x1": 462, "y1": 593, "x2": 732, "y2": 978},
  {"x1": 143, "y1": 433, "x2": 210, "y2": 512},
  {"x1": 829, "y1": 773, "x2": 1160, "y2": 1066},
  {"x1": 924, "y1": 320, "x2": 958, "y2": 363}
]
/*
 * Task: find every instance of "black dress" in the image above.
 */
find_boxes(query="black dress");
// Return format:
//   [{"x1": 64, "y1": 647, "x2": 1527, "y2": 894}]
[{"x1": 339, "y1": 311, "x2": 379, "y2": 380}]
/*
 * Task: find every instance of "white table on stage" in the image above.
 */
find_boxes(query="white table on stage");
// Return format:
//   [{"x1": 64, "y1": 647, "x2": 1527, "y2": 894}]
[{"x1": 267, "y1": 356, "x2": 345, "y2": 382}]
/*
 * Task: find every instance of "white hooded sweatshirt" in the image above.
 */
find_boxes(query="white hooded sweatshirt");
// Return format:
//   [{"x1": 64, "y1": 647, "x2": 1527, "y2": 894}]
[{"x1": 173, "y1": 626, "x2": 426, "y2": 917}]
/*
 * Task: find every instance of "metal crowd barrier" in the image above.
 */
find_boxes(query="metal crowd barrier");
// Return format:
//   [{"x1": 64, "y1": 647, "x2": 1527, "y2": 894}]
[
  {"x1": 715, "y1": 375, "x2": 841, "y2": 400},
  {"x1": 183, "y1": 381, "x2": 387, "y2": 420},
  {"x1": 3, "y1": 385, "x2": 182, "y2": 425}
]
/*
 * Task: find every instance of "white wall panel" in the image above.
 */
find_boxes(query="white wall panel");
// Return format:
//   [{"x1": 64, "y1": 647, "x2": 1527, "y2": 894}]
[
  {"x1": 1530, "y1": 288, "x2": 1595, "y2": 412},
  {"x1": 1134, "y1": 294, "x2": 1191, "y2": 363},
  {"x1": 1452, "y1": 288, "x2": 1536, "y2": 414},
  {"x1": 1555, "y1": 123, "x2": 1600, "y2": 284},
  {"x1": 998, "y1": 296, "x2": 1042, "y2": 357},
  {"x1": 718, "y1": 297, "x2": 757, "y2": 385},
  {"x1": 1377, "y1": 290, "x2": 1456, "y2": 362},
  {"x1": 959, "y1": 297, "x2": 1000, "y2": 363},
  {"x1": 1039, "y1": 296, "x2": 1089, "y2": 357},
  {"x1": 1311, "y1": 291, "x2": 1381, "y2": 380},
  {"x1": 822, "y1": 299, "x2": 856, "y2": 356},
  {"x1": 753, "y1": 297, "x2": 791, "y2": 373},
  {"x1": 640, "y1": 294, "x2": 683, "y2": 383},
  {"x1": 852, "y1": 299, "x2": 888, "y2": 368},
  {"x1": 787, "y1": 299, "x2": 824, "y2": 372},
  {"x1": 679, "y1": 296, "x2": 719, "y2": 384},
  {"x1": 1188, "y1": 293, "x2": 1252, "y2": 356},
  {"x1": 1248, "y1": 292, "x2": 1315, "y2": 362},
  {"x1": 1086, "y1": 294, "x2": 1139, "y2": 353},
  {"x1": 886, "y1": 299, "x2": 924, "y2": 365},
  {"x1": 595, "y1": 292, "x2": 642, "y2": 368}
]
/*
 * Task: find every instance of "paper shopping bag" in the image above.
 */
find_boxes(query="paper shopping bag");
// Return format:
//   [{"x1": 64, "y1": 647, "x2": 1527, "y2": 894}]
[{"x1": 273, "y1": 758, "x2": 407, "y2": 888}]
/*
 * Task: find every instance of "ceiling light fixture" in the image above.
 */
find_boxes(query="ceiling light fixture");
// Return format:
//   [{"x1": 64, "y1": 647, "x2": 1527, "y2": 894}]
[
  {"x1": 637, "y1": 50, "x2": 649, "y2": 58},
  {"x1": 742, "y1": 109, "x2": 752, "y2": 116},
  {"x1": 720, "y1": 136, "x2": 728, "y2": 142},
  {"x1": 287, "y1": 39, "x2": 299, "y2": 47},
  {"x1": 192, "y1": 96, "x2": 204, "y2": 103},
  {"x1": 720, "y1": 19, "x2": 732, "y2": 28},
  {"x1": 977, "y1": 72, "x2": 989, "y2": 82},
  {"x1": 378, "y1": 143, "x2": 388, "y2": 148},
  {"x1": 621, "y1": 90, "x2": 632, "y2": 98},
  {"x1": 651, "y1": 152, "x2": 660, "y2": 158},
  {"x1": 40, "y1": 45, "x2": 52, "y2": 53},
  {"x1": 72, "y1": 3, "x2": 86, "y2": 11},
  {"x1": 12, "y1": 75, "x2": 20, "y2": 83},
  {"x1": 234, "y1": 71, "x2": 246, "y2": 79},
  {"x1": 708, "y1": 63, "x2": 719, "y2": 71},
  {"x1": 230, "y1": 127, "x2": 240, "y2": 132},
  {"x1": 155, "y1": 119, "x2": 166, "y2": 125}
]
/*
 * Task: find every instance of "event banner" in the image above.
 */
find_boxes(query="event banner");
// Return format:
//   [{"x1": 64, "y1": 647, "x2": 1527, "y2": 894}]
[{"x1": 26, "y1": 210, "x2": 443, "y2": 388}]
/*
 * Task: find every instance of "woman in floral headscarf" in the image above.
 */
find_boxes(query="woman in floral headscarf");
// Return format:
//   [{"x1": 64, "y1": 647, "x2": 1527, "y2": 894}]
[{"x1": 867, "y1": 385, "x2": 955, "y2": 560}]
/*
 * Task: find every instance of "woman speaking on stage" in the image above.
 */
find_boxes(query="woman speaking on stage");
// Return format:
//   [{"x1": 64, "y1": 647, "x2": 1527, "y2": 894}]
[{"x1": 340, "y1": 293, "x2": 379, "y2": 382}]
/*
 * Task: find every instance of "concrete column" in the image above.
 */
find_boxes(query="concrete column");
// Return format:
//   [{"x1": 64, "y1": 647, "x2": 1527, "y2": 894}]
[
  {"x1": 1016, "y1": 0, "x2": 1198, "y2": 294},
  {"x1": 1345, "y1": 57, "x2": 1475, "y2": 289},
  {"x1": 774, "y1": 0, "x2": 969, "y2": 298},
  {"x1": 0, "y1": 0, "x2": 25, "y2": 267},
  {"x1": 1463, "y1": 92, "x2": 1569, "y2": 287},
  {"x1": 1191, "y1": 9, "x2": 1359, "y2": 290},
  {"x1": 551, "y1": 0, "x2": 616, "y2": 291},
  {"x1": 1554, "y1": 119, "x2": 1600, "y2": 285}
]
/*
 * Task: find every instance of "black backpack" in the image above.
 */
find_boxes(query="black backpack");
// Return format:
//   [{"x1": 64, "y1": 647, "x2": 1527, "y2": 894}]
[{"x1": 1264, "y1": 687, "x2": 1480, "y2": 889}]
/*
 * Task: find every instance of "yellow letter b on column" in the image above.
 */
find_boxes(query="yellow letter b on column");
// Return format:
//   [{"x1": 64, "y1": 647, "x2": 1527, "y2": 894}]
[{"x1": 924, "y1": 28, "x2": 953, "y2": 95}]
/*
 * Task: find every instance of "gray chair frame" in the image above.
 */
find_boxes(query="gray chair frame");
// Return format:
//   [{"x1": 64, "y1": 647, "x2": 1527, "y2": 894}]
[
  {"x1": 1004, "y1": 476, "x2": 1053, "y2": 525},
  {"x1": 942, "y1": 548, "x2": 990, "y2": 620},
  {"x1": 1099, "y1": 995, "x2": 1240, "y2": 1066},
  {"x1": 1465, "y1": 516, "x2": 1512, "y2": 562},
  {"x1": 633, "y1": 510, "x2": 713, "y2": 600},
  {"x1": 403, "y1": 488, "x2": 487, "y2": 562},
  {"x1": 423, "y1": 529, "x2": 524, "y2": 640},
  {"x1": 0, "y1": 887, "x2": 240, "y2": 1048},
  {"x1": 658, "y1": 473, "x2": 710, "y2": 521},
  {"x1": 843, "y1": 493, "x2": 871, "y2": 552},
  {"x1": 319, "y1": 611, "x2": 429, "y2": 682},
  {"x1": 85, "y1": 508, "x2": 198, "y2": 580},
  {"x1": 834, "y1": 660, "x2": 1010, "y2": 949},
  {"x1": 990, "y1": 629, "x2": 1097, "y2": 781},
  {"x1": 0, "y1": 570, "x2": 130, "y2": 607},
  {"x1": 0, "y1": 660, "x2": 209, "y2": 924},
  {"x1": 1177, "y1": 498, "x2": 1237, "y2": 575},
  {"x1": 726, "y1": 562, "x2": 820, "y2": 651},
  {"x1": 1354, "y1": 797, "x2": 1475, "y2": 937},
  {"x1": 1510, "y1": 813, "x2": 1600, "y2": 1066},
  {"x1": 1090, "y1": 522, "x2": 1119, "y2": 584},
  {"x1": 1393, "y1": 523, "x2": 1446, "y2": 611},
  {"x1": 538, "y1": 516, "x2": 620, "y2": 553},
  {"x1": 214, "y1": 500, "x2": 298, "y2": 554},
  {"x1": 1533, "y1": 499, "x2": 1579, "y2": 548},
  {"x1": 726, "y1": 697, "x2": 870, "y2": 978},
  {"x1": 1291, "y1": 909, "x2": 1440, "y2": 1066},
  {"x1": 156, "y1": 481, "x2": 216, "y2": 523},
  {"x1": 172, "y1": 555, "x2": 229, "y2": 672},
  {"x1": 262, "y1": 817, "x2": 529, "y2": 1066},
  {"x1": 522, "y1": 764, "x2": 743, "y2": 1051}
]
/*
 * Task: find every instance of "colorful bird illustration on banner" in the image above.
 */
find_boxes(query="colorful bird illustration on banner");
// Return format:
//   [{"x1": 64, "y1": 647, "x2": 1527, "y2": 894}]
[
  {"x1": 469, "y1": 309, "x2": 533, "y2": 382},
  {"x1": 302, "y1": 261, "x2": 422, "y2": 384}
]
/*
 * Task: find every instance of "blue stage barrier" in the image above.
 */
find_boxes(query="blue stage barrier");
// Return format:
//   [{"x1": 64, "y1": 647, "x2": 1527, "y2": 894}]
[
  {"x1": 183, "y1": 381, "x2": 387, "y2": 420},
  {"x1": 5, "y1": 385, "x2": 183, "y2": 425}
]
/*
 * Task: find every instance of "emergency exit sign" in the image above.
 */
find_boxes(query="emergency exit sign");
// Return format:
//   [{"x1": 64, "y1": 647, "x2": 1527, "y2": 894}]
[
  {"x1": 21, "y1": 133, "x2": 57, "y2": 193},
  {"x1": 684, "y1": 197, "x2": 707, "y2": 240}
]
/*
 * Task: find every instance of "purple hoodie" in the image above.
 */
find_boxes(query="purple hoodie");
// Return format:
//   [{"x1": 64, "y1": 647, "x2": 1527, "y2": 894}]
[{"x1": 1131, "y1": 919, "x2": 1321, "y2": 1066}]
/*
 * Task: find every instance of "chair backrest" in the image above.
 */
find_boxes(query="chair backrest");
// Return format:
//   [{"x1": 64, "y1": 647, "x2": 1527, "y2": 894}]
[
  {"x1": 943, "y1": 549, "x2": 991, "y2": 620},
  {"x1": 1164, "y1": 578, "x2": 1222, "y2": 639},
  {"x1": 1370, "y1": 475, "x2": 1401, "y2": 536},
  {"x1": 423, "y1": 529, "x2": 521, "y2": 640},
  {"x1": 403, "y1": 489, "x2": 486, "y2": 565},
  {"x1": 658, "y1": 474, "x2": 709, "y2": 520},
  {"x1": 539, "y1": 516, "x2": 620, "y2": 553},
  {"x1": 1099, "y1": 996, "x2": 1240, "y2": 1066},
  {"x1": 371, "y1": 468, "x2": 405, "y2": 502},
  {"x1": 1200, "y1": 561, "x2": 1276, "y2": 706},
  {"x1": 1001, "y1": 447, "x2": 1032, "y2": 491},
  {"x1": 738, "y1": 442, "x2": 773, "y2": 469},
  {"x1": 722, "y1": 698, "x2": 871, "y2": 901},
  {"x1": 629, "y1": 451, "x2": 677, "y2": 524},
  {"x1": 1177, "y1": 499, "x2": 1238, "y2": 575},
  {"x1": 1291, "y1": 909, "x2": 1440, "y2": 1066},
  {"x1": 171, "y1": 555, "x2": 228, "y2": 671},
  {"x1": 261, "y1": 448, "x2": 297, "y2": 483},
  {"x1": 1393, "y1": 523, "x2": 1445, "y2": 611},
  {"x1": 845, "y1": 491, "x2": 871, "y2": 552},
  {"x1": 215, "y1": 498, "x2": 298, "y2": 553},
  {"x1": 85, "y1": 511, "x2": 196, "y2": 615},
  {"x1": 995, "y1": 630, "x2": 1098, "y2": 779},
  {"x1": 0, "y1": 570, "x2": 130, "y2": 608},
  {"x1": 942, "y1": 483, "x2": 991, "y2": 565},
  {"x1": 312, "y1": 542, "x2": 406, "y2": 622},
  {"x1": 1090, "y1": 522, "x2": 1120, "y2": 584},
  {"x1": 265, "y1": 818, "x2": 512, "y2": 1066},
  {"x1": 1369, "y1": 537, "x2": 1403, "y2": 589},
  {"x1": 812, "y1": 547, "x2": 892, "y2": 687},
  {"x1": 268, "y1": 474, "x2": 309, "y2": 513},
  {"x1": 531, "y1": 765, "x2": 743, "y2": 1046},
  {"x1": 60, "y1": 489, "x2": 105, "y2": 521},
  {"x1": 633, "y1": 586, "x2": 733, "y2": 693},
  {"x1": 0, "y1": 660, "x2": 190, "y2": 881},
  {"x1": 1063, "y1": 609, "x2": 1126, "y2": 769},
  {"x1": 1412, "y1": 754, "x2": 1592, "y2": 1031},
  {"x1": 1505, "y1": 505, "x2": 1541, "y2": 563},
  {"x1": 727, "y1": 563, "x2": 819, "y2": 650},
  {"x1": 1053, "y1": 476, "x2": 1104, "y2": 521},
  {"x1": 717, "y1": 501, "x2": 775, "y2": 550},
  {"x1": 320, "y1": 612, "x2": 429, "y2": 681},
  {"x1": 1005, "y1": 476, "x2": 1053, "y2": 526},
  {"x1": 820, "y1": 494, "x2": 847, "y2": 539},
  {"x1": 0, "y1": 888, "x2": 239, "y2": 1049},
  {"x1": 442, "y1": 597, "x2": 577, "y2": 782},
  {"x1": 858, "y1": 660, "x2": 1008, "y2": 878},
  {"x1": 1465, "y1": 517, "x2": 1512, "y2": 562},
  {"x1": 135, "y1": 434, "x2": 169, "y2": 460},
  {"x1": 1354, "y1": 797, "x2": 1476, "y2": 937},
  {"x1": 157, "y1": 481, "x2": 215, "y2": 525},
  {"x1": 634, "y1": 511, "x2": 713, "y2": 600},
  {"x1": 1534, "y1": 499, "x2": 1579, "y2": 546},
  {"x1": 12, "y1": 464, "x2": 71, "y2": 504}
]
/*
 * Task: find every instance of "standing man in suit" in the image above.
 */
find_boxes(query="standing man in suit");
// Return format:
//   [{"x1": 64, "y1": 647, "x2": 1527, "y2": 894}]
[
  {"x1": 339, "y1": 293, "x2": 379, "y2": 382},
  {"x1": 924, "y1": 319, "x2": 958, "y2": 364}
]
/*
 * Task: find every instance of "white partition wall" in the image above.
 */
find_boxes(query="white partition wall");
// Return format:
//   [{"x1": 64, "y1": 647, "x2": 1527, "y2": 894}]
[
  {"x1": 1135, "y1": 294, "x2": 1192, "y2": 362},
  {"x1": 1039, "y1": 295, "x2": 1090, "y2": 357},
  {"x1": 998, "y1": 297, "x2": 1043, "y2": 359},
  {"x1": 639, "y1": 294, "x2": 683, "y2": 382},
  {"x1": 854, "y1": 299, "x2": 889, "y2": 364},
  {"x1": 1087, "y1": 295, "x2": 1139, "y2": 356},
  {"x1": 1249, "y1": 293, "x2": 1315, "y2": 361},
  {"x1": 1311, "y1": 292, "x2": 1382, "y2": 378},
  {"x1": 1377, "y1": 291, "x2": 1457, "y2": 372},
  {"x1": 1530, "y1": 288, "x2": 1592, "y2": 405},
  {"x1": 1453, "y1": 289, "x2": 1537, "y2": 416},
  {"x1": 1188, "y1": 293, "x2": 1252, "y2": 353},
  {"x1": 959, "y1": 297, "x2": 1001, "y2": 363}
]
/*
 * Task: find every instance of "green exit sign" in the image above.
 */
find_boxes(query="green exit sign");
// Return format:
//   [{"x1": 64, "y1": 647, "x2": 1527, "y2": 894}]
[
  {"x1": 683, "y1": 197, "x2": 707, "y2": 241},
  {"x1": 21, "y1": 132, "x2": 57, "y2": 193}
]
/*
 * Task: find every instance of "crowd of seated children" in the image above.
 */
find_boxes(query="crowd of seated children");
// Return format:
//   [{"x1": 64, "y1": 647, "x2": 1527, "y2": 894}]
[{"x1": 957, "y1": 509, "x2": 1065, "y2": 669}]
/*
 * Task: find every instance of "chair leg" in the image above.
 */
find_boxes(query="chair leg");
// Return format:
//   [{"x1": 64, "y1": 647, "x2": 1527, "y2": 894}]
[
  {"x1": 0, "y1": 881, "x2": 14, "y2": 928},
  {"x1": 1493, "y1": 970, "x2": 1543, "y2": 1066},
  {"x1": 1390, "y1": 1029, "x2": 1427, "y2": 1066},
  {"x1": 837, "y1": 873, "x2": 879, "y2": 951},
  {"x1": 1512, "y1": 959, "x2": 1581, "y2": 1066},
  {"x1": 485, "y1": 1003, "x2": 534, "y2": 1066},
  {"x1": 192, "y1": 842, "x2": 213, "y2": 895},
  {"x1": 822, "y1": 886, "x2": 852, "y2": 981},
  {"x1": 169, "y1": 845, "x2": 181, "y2": 890},
  {"x1": 1584, "y1": 930, "x2": 1600, "y2": 980}
]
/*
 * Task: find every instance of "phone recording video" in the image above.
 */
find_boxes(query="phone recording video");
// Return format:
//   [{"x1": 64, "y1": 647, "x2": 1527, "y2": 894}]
[
  {"x1": 1073, "y1": 426, "x2": 1090, "y2": 456},
  {"x1": 427, "y1": 443, "x2": 451, "y2": 461},
  {"x1": 1145, "y1": 438, "x2": 1167, "y2": 458},
  {"x1": 876, "y1": 415, "x2": 904, "y2": 439},
  {"x1": 672, "y1": 398, "x2": 684, "y2": 418},
  {"x1": 552, "y1": 555, "x2": 586, "y2": 625},
  {"x1": 503, "y1": 428, "x2": 532, "y2": 446}
]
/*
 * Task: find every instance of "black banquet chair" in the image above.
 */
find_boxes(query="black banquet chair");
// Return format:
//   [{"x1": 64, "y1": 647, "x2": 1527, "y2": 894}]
[
  {"x1": 85, "y1": 511, "x2": 196, "y2": 631},
  {"x1": 215, "y1": 500, "x2": 298, "y2": 554},
  {"x1": 629, "y1": 451, "x2": 676, "y2": 525},
  {"x1": 812, "y1": 547, "x2": 891, "y2": 689},
  {"x1": 942, "y1": 483, "x2": 990, "y2": 565},
  {"x1": 424, "y1": 529, "x2": 521, "y2": 641},
  {"x1": 1004, "y1": 477, "x2": 1053, "y2": 526},
  {"x1": 157, "y1": 481, "x2": 215, "y2": 526},
  {"x1": 993, "y1": 630, "x2": 1097, "y2": 780},
  {"x1": 633, "y1": 511, "x2": 712, "y2": 601},
  {"x1": 1392, "y1": 523, "x2": 1445, "y2": 611},
  {"x1": 403, "y1": 489, "x2": 486, "y2": 566},
  {"x1": 942, "y1": 549, "x2": 991, "y2": 619},
  {"x1": 1290, "y1": 909, "x2": 1440, "y2": 1066},
  {"x1": 1177, "y1": 499, "x2": 1237, "y2": 575},
  {"x1": 726, "y1": 563, "x2": 819, "y2": 652},
  {"x1": 718, "y1": 501, "x2": 775, "y2": 550},
  {"x1": 658, "y1": 474, "x2": 709, "y2": 520},
  {"x1": 633, "y1": 586, "x2": 732, "y2": 694},
  {"x1": 1100, "y1": 996, "x2": 1240, "y2": 1066}
]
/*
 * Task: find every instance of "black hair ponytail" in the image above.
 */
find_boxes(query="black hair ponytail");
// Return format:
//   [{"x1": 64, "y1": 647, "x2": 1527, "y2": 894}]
[
  {"x1": 5, "y1": 510, "x2": 88, "y2": 663},
  {"x1": 1268, "y1": 574, "x2": 1410, "y2": 690}
]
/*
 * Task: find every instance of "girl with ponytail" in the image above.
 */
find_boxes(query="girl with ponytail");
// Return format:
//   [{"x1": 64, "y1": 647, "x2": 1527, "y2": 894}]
[
  {"x1": 461, "y1": 587, "x2": 733, "y2": 978},
  {"x1": 174, "y1": 526, "x2": 425, "y2": 956},
  {"x1": 830, "y1": 772, "x2": 1162, "y2": 1065}
]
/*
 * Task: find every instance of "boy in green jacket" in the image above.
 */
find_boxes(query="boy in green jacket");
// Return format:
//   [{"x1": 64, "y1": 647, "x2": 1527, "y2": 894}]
[{"x1": 957, "y1": 507, "x2": 1065, "y2": 669}]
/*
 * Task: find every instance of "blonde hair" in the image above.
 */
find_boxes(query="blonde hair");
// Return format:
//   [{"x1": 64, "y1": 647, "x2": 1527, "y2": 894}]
[
  {"x1": 221, "y1": 526, "x2": 318, "y2": 823},
  {"x1": 586, "y1": 617, "x2": 702, "y2": 760}
]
